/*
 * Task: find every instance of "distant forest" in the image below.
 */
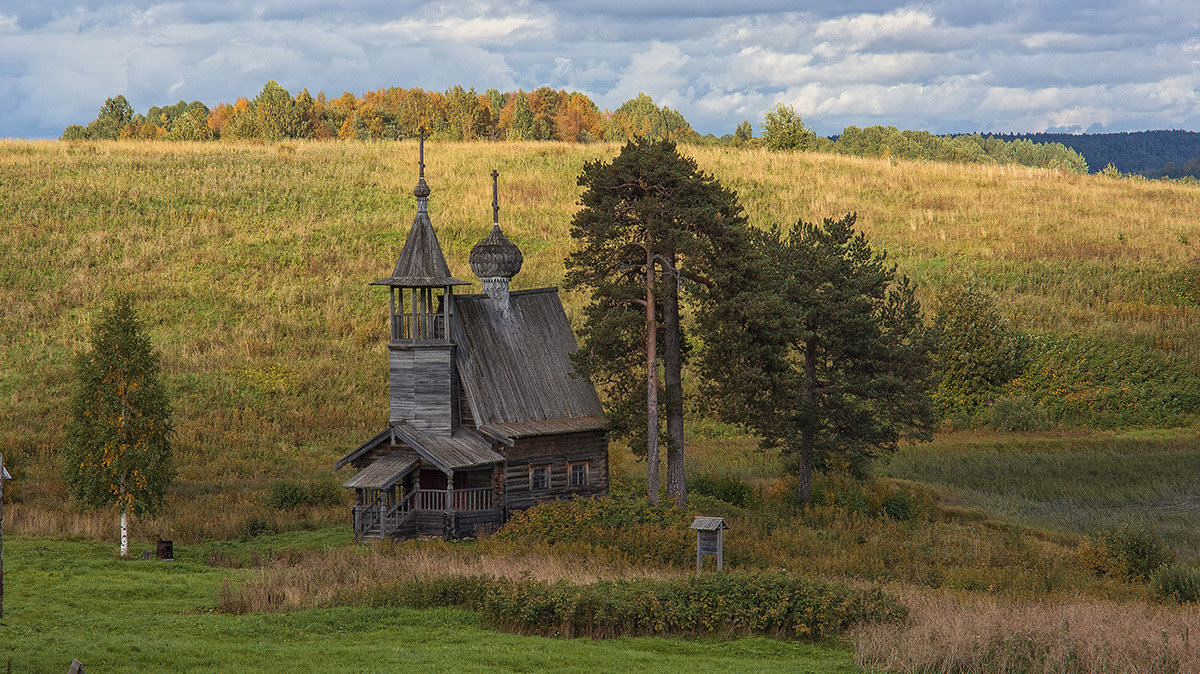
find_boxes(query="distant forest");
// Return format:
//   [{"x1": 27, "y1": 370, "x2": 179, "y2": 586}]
[
  {"x1": 979, "y1": 131, "x2": 1200, "y2": 178},
  {"x1": 64, "y1": 80, "x2": 1155, "y2": 177}
]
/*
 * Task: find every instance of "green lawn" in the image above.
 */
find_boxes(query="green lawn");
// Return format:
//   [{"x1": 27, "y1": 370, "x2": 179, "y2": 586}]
[
  {"x1": 882, "y1": 430, "x2": 1200, "y2": 556},
  {"x1": 0, "y1": 535, "x2": 853, "y2": 673}
]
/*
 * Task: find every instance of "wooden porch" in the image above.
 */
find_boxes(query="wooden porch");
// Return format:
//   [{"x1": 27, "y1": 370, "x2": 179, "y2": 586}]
[{"x1": 352, "y1": 486, "x2": 500, "y2": 539}]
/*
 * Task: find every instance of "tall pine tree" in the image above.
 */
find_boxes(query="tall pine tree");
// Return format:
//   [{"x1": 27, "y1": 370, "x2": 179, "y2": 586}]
[
  {"x1": 64, "y1": 295, "x2": 174, "y2": 556},
  {"x1": 565, "y1": 138, "x2": 747, "y2": 506},
  {"x1": 699, "y1": 213, "x2": 936, "y2": 504}
]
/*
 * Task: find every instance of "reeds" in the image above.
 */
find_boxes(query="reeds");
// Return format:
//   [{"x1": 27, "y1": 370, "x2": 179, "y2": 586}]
[{"x1": 853, "y1": 584, "x2": 1200, "y2": 673}]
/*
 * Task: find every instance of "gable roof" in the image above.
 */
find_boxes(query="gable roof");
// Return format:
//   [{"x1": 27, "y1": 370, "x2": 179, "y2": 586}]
[
  {"x1": 335, "y1": 424, "x2": 503, "y2": 473},
  {"x1": 452, "y1": 288, "x2": 606, "y2": 439},
  {"x1": 372, "y1": 210, "x2": 469, "y2": 287},
  {"x1": 342, "y1": 455, "x2": 418, "y2": 490},
  {"x1": 392, "y1": 423, "x2": 503, "y2": 471}
]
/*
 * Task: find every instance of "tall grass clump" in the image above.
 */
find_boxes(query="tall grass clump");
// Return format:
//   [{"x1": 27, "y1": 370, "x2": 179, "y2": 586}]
[
  {"x1": 1152, "y1": 565, "x2": 1200, "y2": 603},
  {"x1": 479, "y1": 571, "x2": 906, "y2": 640}
]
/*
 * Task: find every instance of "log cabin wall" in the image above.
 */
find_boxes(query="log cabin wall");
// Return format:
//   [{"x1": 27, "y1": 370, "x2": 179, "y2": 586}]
[
  {"x1": 503, "y1": 430, "x2": 608, "y2": 511},
  {"x1": 390, "y1": 344, "x2": 458, "y2": 432}
]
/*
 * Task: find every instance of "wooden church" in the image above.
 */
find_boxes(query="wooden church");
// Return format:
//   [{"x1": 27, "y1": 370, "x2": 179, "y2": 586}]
[{"x1": 335, "y1": 141, "x2": 609, "y2": 539}]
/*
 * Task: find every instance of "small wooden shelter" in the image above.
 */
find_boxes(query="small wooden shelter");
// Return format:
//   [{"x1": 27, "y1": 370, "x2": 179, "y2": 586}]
[{"x1": 336, "y1": 144, "x2": 608, "y2": 540}]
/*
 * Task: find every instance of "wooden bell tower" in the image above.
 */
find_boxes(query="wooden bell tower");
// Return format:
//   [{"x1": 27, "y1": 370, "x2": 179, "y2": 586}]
[{"x1": 370, "y1": 133, "x2": 469, "y2": 433}]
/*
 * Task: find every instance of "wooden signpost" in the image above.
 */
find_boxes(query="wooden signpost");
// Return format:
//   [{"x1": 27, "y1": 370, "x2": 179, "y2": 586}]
[{"x1": 690, "y1": 516, "x2": 728, "y2": 572}]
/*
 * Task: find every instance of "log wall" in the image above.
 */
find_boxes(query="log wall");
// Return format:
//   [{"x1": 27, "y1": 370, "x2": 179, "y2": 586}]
[{"x1": 504, "y1": 430, "x2": 608, "y2": 511}]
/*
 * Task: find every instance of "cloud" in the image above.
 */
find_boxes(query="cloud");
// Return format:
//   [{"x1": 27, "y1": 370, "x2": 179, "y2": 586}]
[{"x1": 1, "y1": 1, "x2": 1199, "y2": 139}]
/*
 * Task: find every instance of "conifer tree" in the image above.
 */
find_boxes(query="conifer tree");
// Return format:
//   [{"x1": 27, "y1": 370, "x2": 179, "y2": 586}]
[
  {"x1": 699, "y1": 214, "x2": 936, "y2": 505},
  {"x1": 64, "y1": 295, "x2": 174, "y2": 556},
  {"x1": 566, "y1": 139, "x2": 748, "y2": 506}
]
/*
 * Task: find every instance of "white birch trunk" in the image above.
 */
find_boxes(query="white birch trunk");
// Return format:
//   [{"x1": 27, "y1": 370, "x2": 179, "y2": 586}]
[{"x1": 120, "y1": 504, "x2": 128, "y2": 557}]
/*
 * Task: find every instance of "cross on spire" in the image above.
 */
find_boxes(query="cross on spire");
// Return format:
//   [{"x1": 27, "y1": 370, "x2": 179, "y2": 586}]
[
  {"x1": 491, "y1": 169, "x2": 499, "y2": 225},
  {"x1": 418, "y1": 127, "x2": 426, "y2": 178}
]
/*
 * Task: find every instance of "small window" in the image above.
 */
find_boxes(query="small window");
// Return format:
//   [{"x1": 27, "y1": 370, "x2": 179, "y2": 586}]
[
  {"x1": 569, "y1": 461, "x2": 589, "y2": 487},
  {"x1": 530, "y1": 465, "x2": 549, "y2": 490}
]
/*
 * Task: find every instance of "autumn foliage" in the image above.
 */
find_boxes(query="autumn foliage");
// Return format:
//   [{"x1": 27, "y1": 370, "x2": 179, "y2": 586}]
[{"x1": 63, "y1": 82, "x2": 696, "y2": 144}]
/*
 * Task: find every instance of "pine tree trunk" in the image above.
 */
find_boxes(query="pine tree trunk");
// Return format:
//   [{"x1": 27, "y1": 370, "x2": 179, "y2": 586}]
[
  {"x1": 645, "y1": 246, "x2": 660, "y2": 506},
  {"x1": 798, "y1": 343, "x2": 819, "y2": 506},
  {"x1": 797, "y1": 450, "x2": 813, "y2": 505},
  {"x1": 662, "y1": 254, "x2": 687, "y2": 508}
]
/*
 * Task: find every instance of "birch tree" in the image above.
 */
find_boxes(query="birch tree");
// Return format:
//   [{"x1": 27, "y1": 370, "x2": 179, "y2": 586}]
[{"x1": 64, "y1": 295, "x2": 174, "y2": 556}]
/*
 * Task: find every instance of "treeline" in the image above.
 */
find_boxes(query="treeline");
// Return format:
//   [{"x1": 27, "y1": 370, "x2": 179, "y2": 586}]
[
  {"x1": 983, "y1": 130, "x2": 1200, "y2": 177},
  {"x1": 61, "y1": 81, "x2": 697, "y2": 144},
  {"x1": 62, "y1": 81, "x2": 1090, "y2": 174},
  {"x1": 834, "y1": 126, "x2": 1088, "y2": 174}
]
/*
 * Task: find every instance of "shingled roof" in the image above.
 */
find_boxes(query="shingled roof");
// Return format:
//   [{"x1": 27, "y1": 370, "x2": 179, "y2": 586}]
[
  {"x1": 372, "y1": 209, "x2": 469, "y2": 287},
  {"x1": 452, "y1": 288, "x2": 606, "y2": 441}
]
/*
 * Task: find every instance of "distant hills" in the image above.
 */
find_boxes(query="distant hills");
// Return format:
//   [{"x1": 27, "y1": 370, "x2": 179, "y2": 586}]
[{"x1": 978, "y1": 130, "x2": 1200, "y2": 177}]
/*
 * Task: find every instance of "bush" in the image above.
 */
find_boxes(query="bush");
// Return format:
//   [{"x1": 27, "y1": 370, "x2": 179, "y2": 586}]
[
  {"x1": 494, "y1": 496, "x2": 692, "y2": 567},
  {"x1": 880, "y1": 492, "x2": 914, "y2": 521},
  {"x1": 267, "y1": 481, "x2": 307, "y2": 510},
  {"x1": 988, "y1": 395, "x2": 1051, "y2": 432},
  {"x1": 688, "y1": 473, "x2": 757, "y2": 508},
  {"x1": 267, "y1": 479, "x2": 346, "y2": 510},
  {"x1": 238, "y1": 516, "x2": 273, "y2": 540},
  {"x1": 305, "y1": 481, "x2": 346, "y2": 507},
  {"x1": 1084, "y1": 524, "x2": 1174, "y2": 581},
  {"x1": 480, "y1": 571, "x2": 906, "y2": 639},
  {"x1": 1151, "y1": 564, "x2": 1200, "y2": 603}
]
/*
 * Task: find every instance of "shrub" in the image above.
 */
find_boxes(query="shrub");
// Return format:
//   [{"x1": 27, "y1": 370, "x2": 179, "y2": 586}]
[
  {"x1": 480, "y1": 571, "x2": 906, "y2": 639},
  {"x1": 988, "y1": 395, "x2": 1051, "y2": 432},
  {"x1": 688, "y1": 473, "x2": 757, "y2": 508},
  {"x1": 267, "y1": 480, "x2": 346, "y2": 510},
  {"x1": 238, "y1": 516, "x2": 273, "y2": 540},
  {"x1": 880, "y1": 492, "x2": 914, "y2": 521},
  {"x1": 305, "y1": 481, "x2": 345, "y2": 507},
  {"x1": 931, "y1": 278, "x2": 1025, "y2": 423},
  {"x1": 1086, "y1": 524, "x2": 1174, "y2": 581},
  {"x1": 1151, "y1": 565, "x2": 1200, "y2": 603},
  {"x1": 494, "y1": 496, "x2": 692, "y2": 567},
  {"x1": 267, "y1": 481, "x2": 307, "y2": 510}
]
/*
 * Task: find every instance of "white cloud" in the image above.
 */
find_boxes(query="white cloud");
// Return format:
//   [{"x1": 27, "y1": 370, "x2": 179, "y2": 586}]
[{"x1": 1, "y1": 1, "x2": 1199, "y2": 138}]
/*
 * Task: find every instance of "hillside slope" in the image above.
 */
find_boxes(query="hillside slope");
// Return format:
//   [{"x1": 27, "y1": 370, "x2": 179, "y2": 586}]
[{"x1": 3, "y1": 139, "x2": 1200, "y2": 535}]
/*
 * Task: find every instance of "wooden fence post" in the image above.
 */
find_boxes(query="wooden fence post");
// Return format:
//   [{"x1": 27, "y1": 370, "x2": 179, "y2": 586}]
[{"x1": 1, "y1": 452, "x2": 6, "y2": 619}]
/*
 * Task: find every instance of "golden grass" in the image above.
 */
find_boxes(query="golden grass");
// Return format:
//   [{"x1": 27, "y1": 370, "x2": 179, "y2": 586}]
[
  {"x1": 216, "y1": 540, "x2": 677, "y2": 613},
  {"x1": 3, "y1": 138, "x2": 1200, "y2": 539},
  {"x1": 852, "y1": 584, "x2": 1200, "y2": 673}
]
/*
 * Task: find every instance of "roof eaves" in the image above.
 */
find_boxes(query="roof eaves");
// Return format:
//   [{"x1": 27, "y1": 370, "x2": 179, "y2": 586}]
[{"x1": 335, "y1": 427, "x2": 393, "y2": 470}]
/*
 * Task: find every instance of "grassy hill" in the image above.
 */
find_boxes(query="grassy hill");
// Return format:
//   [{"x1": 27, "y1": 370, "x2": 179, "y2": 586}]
[
  {"x1": 6, "y1": 139, "x2": 1200, "y2": 671},
  {"x1": 3, "y1": 138, "x2": 1200, "y2": 540}
]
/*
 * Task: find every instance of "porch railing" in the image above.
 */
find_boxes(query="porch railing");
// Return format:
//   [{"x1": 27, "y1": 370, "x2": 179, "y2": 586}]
[
  {"x1": 453, "y1": 487, "x2": 493, "y2": 511},
  {"x1": 358, "y1": 489, "x2": 495, "y2": 535},
  {"x1": 353, "y1": 497, "x2": 382, "y2": 536},
  {"x1": 383, "y1": 490, "x2": 416, "y2": 531}
]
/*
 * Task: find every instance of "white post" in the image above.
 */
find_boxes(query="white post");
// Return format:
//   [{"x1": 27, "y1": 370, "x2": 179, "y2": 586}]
[
  {"x1": 1, "y1": 452, "x2": 5, "y2": 618},
  {"x1": 120, "y1": 505, "x2": 128, "y2": 557}
]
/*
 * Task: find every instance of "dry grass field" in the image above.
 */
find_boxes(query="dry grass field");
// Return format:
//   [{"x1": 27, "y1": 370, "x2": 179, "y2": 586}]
[{"x1": 3, "y1": 138, "x2": 1200, "y2": 538}]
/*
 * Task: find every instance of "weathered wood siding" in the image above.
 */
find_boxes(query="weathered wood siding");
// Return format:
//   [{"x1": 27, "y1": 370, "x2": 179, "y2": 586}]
[
  {"x1": 390, "y1": 343, "x2": 458, "y2": 432},
  {"x1": 504, "y1": 430, "x2": 608, "y2": 511}
]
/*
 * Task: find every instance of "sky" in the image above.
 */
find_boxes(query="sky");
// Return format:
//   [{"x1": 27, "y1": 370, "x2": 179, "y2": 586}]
[{"x1": 1, "y1": 1, "x2": 1198, "y2": 139}]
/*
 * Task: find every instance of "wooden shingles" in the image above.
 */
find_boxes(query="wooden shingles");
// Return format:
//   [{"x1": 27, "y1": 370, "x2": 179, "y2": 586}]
[{"x1": 452, "y1": 289, "x2": 605, "y2": 436}]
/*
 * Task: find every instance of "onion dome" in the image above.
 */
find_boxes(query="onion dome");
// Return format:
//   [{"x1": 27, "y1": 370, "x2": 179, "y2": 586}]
[
  {"x1": 469, "y1": 169, "x2": 523, "y2": 280},
  {"x1": 469, "y1": 224, "x2": 523, "y2": 279},
  {"x1": 413, "y1": 176, "x2": 431, "y2": 198}
]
